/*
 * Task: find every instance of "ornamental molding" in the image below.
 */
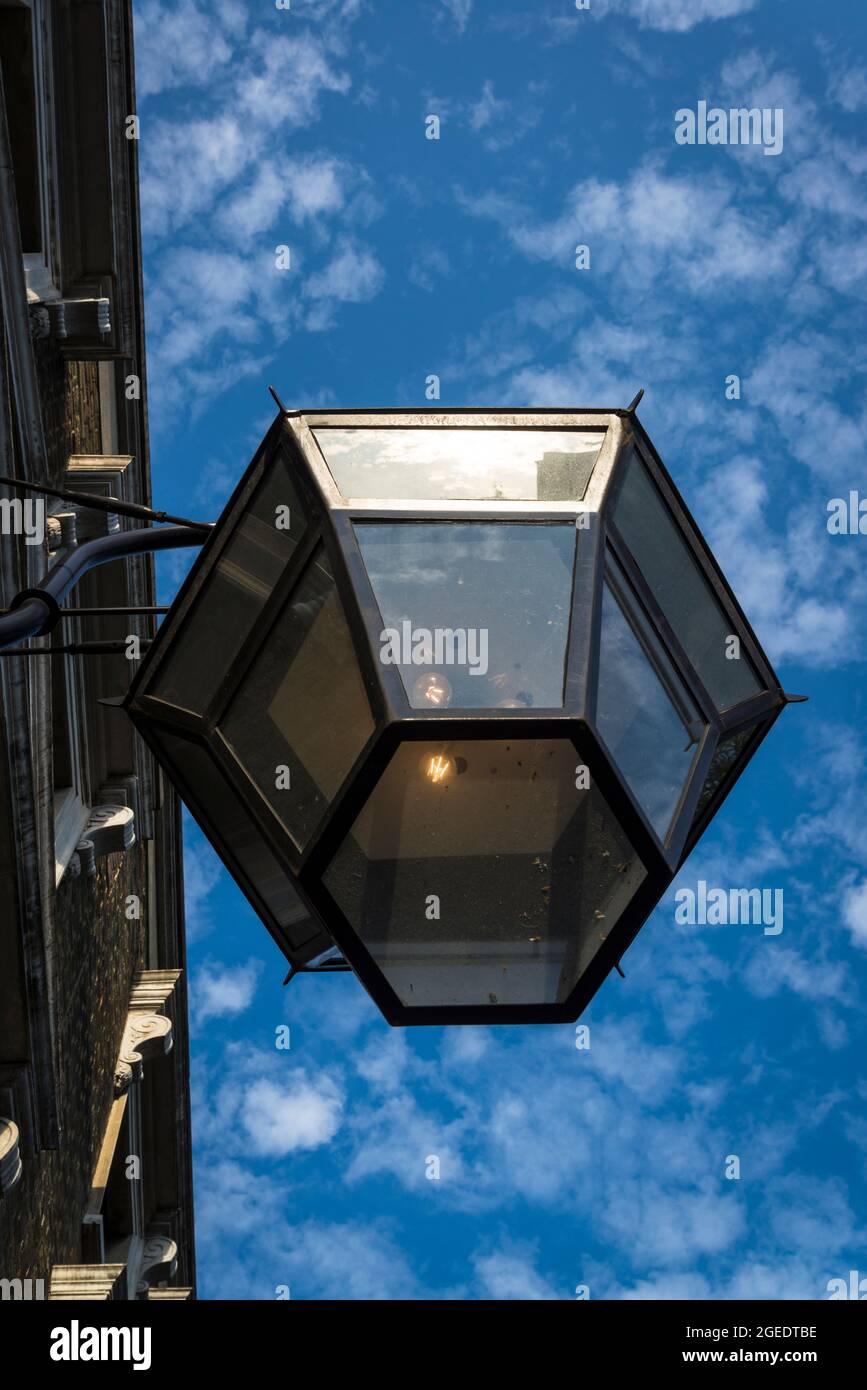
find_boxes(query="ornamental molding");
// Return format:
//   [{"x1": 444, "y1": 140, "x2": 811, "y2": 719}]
[
  {"x1": 114, "y1": 970, "x2": 180, "y2": 1096},
  {"x1": 49, "y1": 1265, "x2": 127, "y2": 1300}
]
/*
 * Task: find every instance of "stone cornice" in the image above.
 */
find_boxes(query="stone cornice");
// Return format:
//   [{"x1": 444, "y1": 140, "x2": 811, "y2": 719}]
[{"x1": 49, "y1": 1264, "x2": 127, "y2": 1300}]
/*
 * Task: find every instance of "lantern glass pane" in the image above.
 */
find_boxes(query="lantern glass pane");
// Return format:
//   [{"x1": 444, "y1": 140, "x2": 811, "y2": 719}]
[
  {"x1": 323, "y1": 738, "x2": 646, "y2": 1008},
  {"x1": 153, "y1": 450, "x2": 307, "y2": 714},
  {"x1": 612, "y1": 451, "x2": 763, "y2": 710},
  {"x1": 355, "y1": 522, "x2": 575, "y2": 710},
  {"x1": 691, "y1": 723, "x2": 759, "y2": 826},
  {"x1": 150, "y1": 729, "x2": 327, "y2": 961},
  {"x1": 221, "y1": 547, "x2": 375, "y2": 850},
  {"x1": 313, "y1": 427, "x2": 605, "y2": 501},
  {"x1": 596, "y1": 563, "x2": 705, "y2": 840}
]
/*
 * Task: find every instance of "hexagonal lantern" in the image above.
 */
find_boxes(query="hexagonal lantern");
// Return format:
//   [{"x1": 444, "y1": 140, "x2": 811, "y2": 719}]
[{"x1": 125, "y1": 408, "x2": 790, "y2": 1025}]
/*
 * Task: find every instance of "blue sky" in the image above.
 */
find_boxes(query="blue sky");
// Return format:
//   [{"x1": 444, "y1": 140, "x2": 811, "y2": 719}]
[{"x1": 132, "y1": 0, "x2": 867, "y2": 1299}]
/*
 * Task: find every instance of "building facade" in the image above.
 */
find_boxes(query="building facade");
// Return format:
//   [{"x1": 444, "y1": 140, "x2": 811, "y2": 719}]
[{"x1": 0, "y1": 0, "x2": 195, "y2": 1300}]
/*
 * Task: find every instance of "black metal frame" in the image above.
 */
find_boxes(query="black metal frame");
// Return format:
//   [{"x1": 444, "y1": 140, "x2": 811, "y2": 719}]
[{"x1": 125, "y1": 407, "x2": 791, "y2": 1026}]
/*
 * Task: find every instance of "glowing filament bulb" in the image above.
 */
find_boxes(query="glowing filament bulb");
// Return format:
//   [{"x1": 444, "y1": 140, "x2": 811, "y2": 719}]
[
  {"x1": 424, "y1": 753, "x2": 452, "y2": 784},
  {"x1": 412, "y1": 671, "x2": 452, "y2": 708}
]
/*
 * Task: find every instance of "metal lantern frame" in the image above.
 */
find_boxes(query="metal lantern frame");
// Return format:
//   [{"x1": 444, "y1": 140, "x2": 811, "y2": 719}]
[{"x1": 125, "y1": 407, "x2": 787, "y2": 1025}]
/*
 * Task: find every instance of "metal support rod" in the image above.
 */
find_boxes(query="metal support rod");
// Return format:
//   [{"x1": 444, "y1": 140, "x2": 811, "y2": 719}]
[
  {"x1": 0, "y1": 605, "x2": 171, "y2": 616},
  {"x1": 0, "y1": 525, "x2": 206, "y2": 650},
  {"x1": 0, "y1": 473, "x2": 213, "y2": 531},
  {"x1": 0, "y1": 640, "x2": 154, "y2": 656}
]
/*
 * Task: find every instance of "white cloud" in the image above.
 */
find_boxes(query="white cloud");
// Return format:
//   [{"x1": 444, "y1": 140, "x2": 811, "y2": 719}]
[
  {"x1": 269, "y1": 1219, "x2": 423, "y2": 1300},
  {"x1": 470, "y1": 80, "x2": 506, "y2": 133},
  {"x1": 842, "y1": 881, "x2": 867, "y2": 951},
  {"x1": 137, "y1": 14, "x2": 382, "y2": 428},
  {"x1": 193, "y1": 959, "x2": 263, "y2": 1026},
  {"x1": 596, "y1": 0, "x2": 758, "y2": 32},
  {"x1": 472, "y1": 1241, "x2": 561, "y2": 1300},
  {"x1": 461, "y1": 166, "x2": 798, "y2": 293},
  {"x1": 133, "y1": 0, "x2": 243, "y2": 100},
  {"x1": 439, "y1": 0, "x2": 473, "y2": 34},
  {"x1": 241, "y1": 1074, "x2": 343, "y2": 1156},
  {"x1": 831, "y1": 65, "x2": 867, "y2": 113},
  {"x1": 305, "y1": 243, "x2": 385, "y2": 304}
]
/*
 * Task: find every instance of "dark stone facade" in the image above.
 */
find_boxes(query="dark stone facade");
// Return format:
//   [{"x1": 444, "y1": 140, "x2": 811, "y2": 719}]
[
  {"x1": 0, "y1": 0, "x2": 194, "y2": 1300},
  {"x1": 0, "y1": 849, "x2": 146, "y2": 1278}
]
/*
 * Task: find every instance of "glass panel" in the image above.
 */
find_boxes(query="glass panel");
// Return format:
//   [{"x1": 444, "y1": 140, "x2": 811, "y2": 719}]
[
  {"x1": 324, "y1": 739, "x2": 645, "y2": 1008},
  {"x1": 612, "y1": 451, "x2": 763, "y2": 710},
  {"x1": 151, "y1": 730, "x2": 328, "y2": 961},
  {"x1": 356, "y1": 522, "x2": 575, "y2": 709},
  {"x1": 313, "y1": 428, "x2": 605, "y2": 501},
  {"x1": 692, "y1": 724, "x2": 758, "y2": 824},
  {"x1": 221, "y1": 546, "x2": 375, "y2": 850},
  {"x1": 596, "y1": 562, "x2": 705, "y2": 840},
  {"x1": 154, "y1": 450, "x2": 307, "y2": 713}
]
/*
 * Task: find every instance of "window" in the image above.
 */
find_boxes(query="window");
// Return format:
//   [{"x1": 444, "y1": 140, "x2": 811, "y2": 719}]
[
  {"x1": 0, "y1": 0, "x2": 57, "y2": 297},
  {"x1": 51, "y1": 629, "x2": 90, "y2": 881}
]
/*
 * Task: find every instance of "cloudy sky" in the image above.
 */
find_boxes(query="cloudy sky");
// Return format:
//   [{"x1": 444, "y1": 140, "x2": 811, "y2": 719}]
[{"x1": 132, "y1": 0, "x2": 867, "y2": 1299}]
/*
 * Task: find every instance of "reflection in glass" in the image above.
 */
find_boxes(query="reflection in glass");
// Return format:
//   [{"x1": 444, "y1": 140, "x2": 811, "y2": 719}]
[
  {"x1": 313, "y1": 427, "x2": 605, "y2": 501},
  {"x1": 612, "y1": 451, "x2": 763, "y2": 710},
  {"x1": 692, "y1": 724, "x2": 757, "y2": 824},
  {"x1": 155, "y1": 451, "x2": 307, "y2": 713},
  {"x1": 356, "y1": 522, "x2": 575, "y2": 710},
  {"x1": 324, "y1": 739, "x2": 646, "y2": 1007},
  {"x1": 596, "y1": 562, "x2": 705, "y2": 839},
  {"x1": 222, "y1": 547, "x2": 375, "y2": 849}
]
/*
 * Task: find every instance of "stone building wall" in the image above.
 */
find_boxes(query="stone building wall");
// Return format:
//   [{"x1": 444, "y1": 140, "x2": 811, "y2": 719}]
[{"x1": 0, "y1": 848, "x2": 146, "y2": 1277}]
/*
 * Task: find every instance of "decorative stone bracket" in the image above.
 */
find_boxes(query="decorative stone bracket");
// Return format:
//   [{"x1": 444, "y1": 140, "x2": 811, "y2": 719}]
[
  {"x1": 114, "y1": 971, "x2": 180, "y2": 1096},
  {"x1": 84, "y1": 804, "x2": 136, "y2": 857},
  {"x1": 137, "y1": 1236, "x2": 178, "y2": 1297},
  {"x1": 0, "y1": 1118, "x2": 22, "y2": 1196}
]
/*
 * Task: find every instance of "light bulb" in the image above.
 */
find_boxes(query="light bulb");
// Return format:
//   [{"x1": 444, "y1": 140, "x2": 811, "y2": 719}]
[
  {"x1": 412, "y1": 671, "x2": 452, "y2": 708},
  {"x1": 421, "y1": 751, "x2": 455, "y2": 784}
]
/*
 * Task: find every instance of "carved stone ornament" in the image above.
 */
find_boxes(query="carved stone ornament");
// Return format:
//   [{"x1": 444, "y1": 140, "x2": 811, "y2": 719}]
[
  {"x1": 136, "y1": 1236, "x2": 178, "y2": 1296},
  {"x1": 85, "y1": 804, "x2": 136, "y2": 856},
  {"x1": 0, "y1": 1118, "x2": 23, "y2": 1196},
  {"x1": 113, "y1": 971, "x2": 180, "y2": 1096},
  {"x1": 114, "y1": 1013, "x2": 173, "y2": 1096}
]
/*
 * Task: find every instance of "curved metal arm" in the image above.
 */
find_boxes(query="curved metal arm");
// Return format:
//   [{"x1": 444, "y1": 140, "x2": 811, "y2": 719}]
[{"x1": 0, "y1": 526, "x2": 207, "y2": 650}]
